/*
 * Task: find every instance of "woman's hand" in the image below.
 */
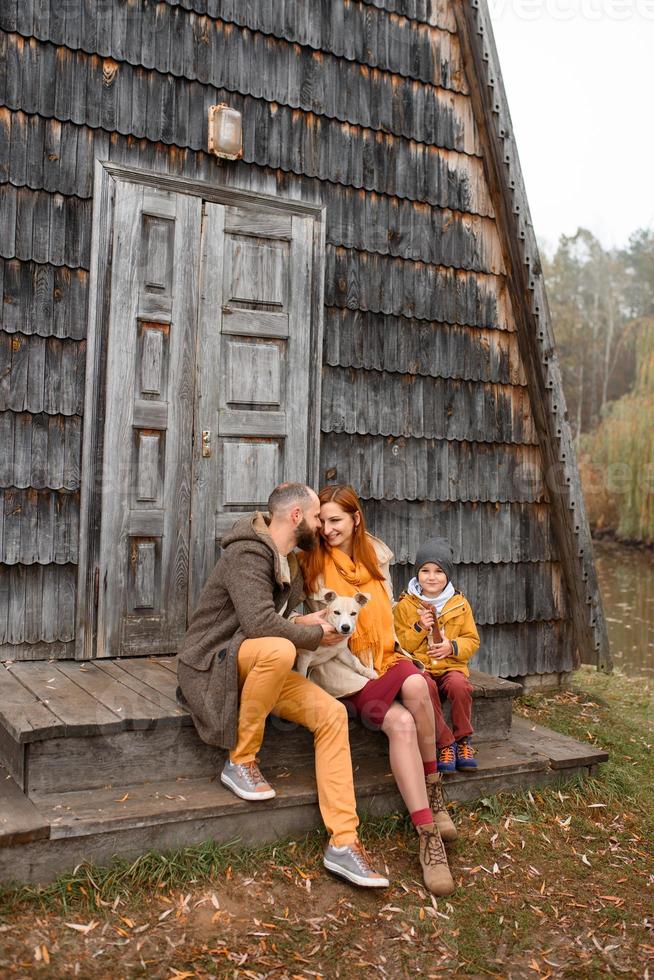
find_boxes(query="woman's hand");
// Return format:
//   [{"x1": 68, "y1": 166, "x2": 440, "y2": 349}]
[
  {"x1": 428, "y1": 638, "x2": 453, "y2": 660},
  {"x1": 418, "y1": 604, "x2": 435, "y2": 631}
]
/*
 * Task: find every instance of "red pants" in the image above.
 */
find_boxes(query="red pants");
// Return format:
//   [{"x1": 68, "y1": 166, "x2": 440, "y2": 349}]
[{"x1": 425, "y1": 671, "x2": 473, "y2": 746}]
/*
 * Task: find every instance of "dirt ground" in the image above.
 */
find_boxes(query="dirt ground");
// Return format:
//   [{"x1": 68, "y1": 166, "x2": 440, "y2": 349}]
[{"x1": 0, "y1": 668, "x2": 652, "y2": 979}]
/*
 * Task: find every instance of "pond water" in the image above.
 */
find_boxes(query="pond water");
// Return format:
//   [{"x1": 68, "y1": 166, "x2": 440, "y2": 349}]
[{"x1": 592, "y1": 538, "x2": 654, "y2": 677}]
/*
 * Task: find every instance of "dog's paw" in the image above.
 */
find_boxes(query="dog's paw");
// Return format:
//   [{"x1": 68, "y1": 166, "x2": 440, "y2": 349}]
[{"x1": 364, "y1": 667, "x2": 378, "y2": 680}]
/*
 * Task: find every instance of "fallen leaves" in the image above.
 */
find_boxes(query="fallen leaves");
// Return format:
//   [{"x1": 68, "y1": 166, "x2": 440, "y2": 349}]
[
  {"x1": 0, "y1": 671, "x2": 650, "y2": 979},
  {"x1": 33, "y1": 944, "x2": 50, "y2": 964},
  {"x1": 65, "y1": 920, "x2": 98, "y2": 935}
]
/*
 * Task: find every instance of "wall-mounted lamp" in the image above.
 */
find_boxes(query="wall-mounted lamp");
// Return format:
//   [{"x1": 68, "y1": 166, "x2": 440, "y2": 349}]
[{"x1": 208, "y1": 104, "x2": 243, "y2": 160}]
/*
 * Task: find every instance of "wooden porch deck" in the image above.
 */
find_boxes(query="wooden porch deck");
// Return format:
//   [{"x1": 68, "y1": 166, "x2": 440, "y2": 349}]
[{"x1": 0, "y1": 658, "x2": 608, "y2": 885}]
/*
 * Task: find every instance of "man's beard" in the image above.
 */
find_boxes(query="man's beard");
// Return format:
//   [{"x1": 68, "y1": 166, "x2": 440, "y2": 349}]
[{"x1": 295, "y1": 518, "x2": 319, "y2": 552}]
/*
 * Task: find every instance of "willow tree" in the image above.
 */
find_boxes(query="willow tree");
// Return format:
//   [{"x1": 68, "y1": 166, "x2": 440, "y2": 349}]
[{"x1": 581, "y1": 319, "x2": 654, "y2": 543}]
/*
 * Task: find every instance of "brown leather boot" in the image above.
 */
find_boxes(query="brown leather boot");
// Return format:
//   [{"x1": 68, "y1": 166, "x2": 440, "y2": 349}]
[
  {"x1": 417, "y1": 823, "x2": 455, "y2": 896},
  {"x1": 426, "y1": 772, "x2": 457, "y2": 842}
]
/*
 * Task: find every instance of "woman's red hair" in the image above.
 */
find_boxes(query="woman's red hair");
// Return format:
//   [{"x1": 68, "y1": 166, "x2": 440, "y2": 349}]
[{"x1": 300, "y1": 485, "x2": 385, "y2": 594}]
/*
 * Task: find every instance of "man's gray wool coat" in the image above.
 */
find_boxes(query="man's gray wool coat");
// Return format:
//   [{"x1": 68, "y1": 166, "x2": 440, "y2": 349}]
[{"x1": 177, "y1": 513, "x2": 323, "y2": 749}]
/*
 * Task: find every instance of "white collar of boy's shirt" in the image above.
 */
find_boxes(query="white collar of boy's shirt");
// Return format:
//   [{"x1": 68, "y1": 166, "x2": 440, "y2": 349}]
[{"x1": 407, "y1": 578, "x2": 455, "y2": 614}]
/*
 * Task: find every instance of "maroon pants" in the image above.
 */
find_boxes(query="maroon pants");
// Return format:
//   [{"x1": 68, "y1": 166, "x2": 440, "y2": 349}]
[{"x1": 425, "y1": 670, "x2": 473, "y2": 746}]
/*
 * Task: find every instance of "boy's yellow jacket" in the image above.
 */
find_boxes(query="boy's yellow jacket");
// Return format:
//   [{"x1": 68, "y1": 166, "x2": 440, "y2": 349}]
[{"x1": 393, "y1": 590, "x2": 480, "y2": 677}]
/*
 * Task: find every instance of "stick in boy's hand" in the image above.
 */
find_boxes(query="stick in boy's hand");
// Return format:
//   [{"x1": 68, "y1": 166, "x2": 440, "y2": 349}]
[{"x1": 419, "y1": 603, "x2": 442, "y2": 646}]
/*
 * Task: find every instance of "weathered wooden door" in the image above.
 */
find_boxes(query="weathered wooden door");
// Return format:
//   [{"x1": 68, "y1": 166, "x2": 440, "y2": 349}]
[
  {"x1": 94, "y1": 182, "x2": 316, "y2": 656},
  {"x1": 188, "y1": 203, "x2": 314, "y2": 611},
  {"x1": 95, "y1": 183, "x2": 202, "y2": 657}
]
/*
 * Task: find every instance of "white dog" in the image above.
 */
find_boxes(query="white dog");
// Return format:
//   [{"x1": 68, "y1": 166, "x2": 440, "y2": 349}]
[{"x1": 295, "y1": 590, "x2": 378, "y2": 682}]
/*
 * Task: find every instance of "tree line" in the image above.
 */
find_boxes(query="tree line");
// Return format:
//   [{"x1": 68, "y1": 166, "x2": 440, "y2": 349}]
[{"x1": 543, "y1": 227, "x2": 654, "y2": 544}]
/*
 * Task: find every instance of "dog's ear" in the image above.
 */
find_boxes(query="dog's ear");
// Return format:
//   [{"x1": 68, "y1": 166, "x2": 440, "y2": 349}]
[
  {"x1": 318, "y1": 588, "x2": 338, "y2": 604},
  {"x1": 354, "y1": 592, "x2": 371, "y2": 607}
]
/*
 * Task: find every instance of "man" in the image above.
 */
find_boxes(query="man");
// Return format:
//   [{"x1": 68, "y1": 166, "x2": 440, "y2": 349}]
[{"x1": 178, "y1": 483, "x2": 388, "y2": 888}]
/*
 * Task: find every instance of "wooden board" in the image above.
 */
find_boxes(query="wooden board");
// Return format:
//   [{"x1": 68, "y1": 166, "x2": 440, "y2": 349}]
[
  {"x1": 468, "y1": 669, "x2": 522, "y2": 699},
  {"x1": 511, "y1": 717, "x2": 609, "y2": 770},
  {"x1": 0, "y1": 724, "x2": 25, "y2": 788},
  {"x1": 26, "y1": 726, "x2": 220, "y2": 795},
  {"x1": 33, "y1": 738, "x2": 551, "y2": 841},
  {"x1": 0, "y1": 765, "x2": 49, "y2": 847},
  {"x1": 9, "y1": 662, "x2": 121, "y2": 736},
  {"x1": 92, "y1": 660, "x2": 187, "y2": 718},
  {"x1": 37, "y1": 769, "x2": 321, "y2": 840},
  {"x1": 0, "y1": 664, "x2": 65, "y2": 743},
  {"x1": 56, "y1": 661, "x2": 178, "y2": 731},
  {"x1": 113, "y1": 658, "x2": 180, "y2": 701}
]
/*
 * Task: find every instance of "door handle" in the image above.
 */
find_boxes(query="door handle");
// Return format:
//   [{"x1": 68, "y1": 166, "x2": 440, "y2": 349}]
[{"x1": 201, "y1": 430, "x2": 211, "y2": 458}]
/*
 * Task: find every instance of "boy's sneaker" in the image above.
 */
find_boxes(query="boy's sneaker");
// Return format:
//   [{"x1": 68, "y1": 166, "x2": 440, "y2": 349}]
[
  {"x1": 426, "y1": 772, "x2": 458, "y2": 842},
  {"x1": 324, "y1": 841, "x2": 389, "y2": 888},
  {"x1": 456, "y1": 737, "x2": 478, "y2": 771},
  {"x1": 437, "y1": 743, "x2": 457, "y2": 774},
  {"x1": 220, "y1": 759, "x2": 276, "y2": 801}
]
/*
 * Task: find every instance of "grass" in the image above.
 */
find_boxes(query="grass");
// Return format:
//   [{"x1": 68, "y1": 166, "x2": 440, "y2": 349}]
[
  {"x1": 0, "y1": 816, "x2": 414, "y2": 918},
  {"x1": 0, "y1": 666, "x2": 652, "y2": 977}
]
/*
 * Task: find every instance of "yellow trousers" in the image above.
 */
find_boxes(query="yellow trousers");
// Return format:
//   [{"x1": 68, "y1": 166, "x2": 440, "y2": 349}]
[{"x1": 231, "y1": 636, "x2": 359, "y2": 847}]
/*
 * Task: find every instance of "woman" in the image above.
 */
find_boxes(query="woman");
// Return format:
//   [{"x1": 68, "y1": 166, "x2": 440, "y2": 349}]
[{"x1": 300, "y1": 485, "x2": 456, "y2": 896}]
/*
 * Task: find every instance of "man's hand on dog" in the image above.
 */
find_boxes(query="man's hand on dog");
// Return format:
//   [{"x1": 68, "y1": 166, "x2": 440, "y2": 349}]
[{"x1": 295, "y1": 608, "x2": 342, "y2": 646}]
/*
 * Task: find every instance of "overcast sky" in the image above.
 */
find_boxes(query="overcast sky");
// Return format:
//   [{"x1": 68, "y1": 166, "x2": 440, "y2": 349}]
[{"x1": 488, "y1": 0, "x2": 654, "y2": 254}]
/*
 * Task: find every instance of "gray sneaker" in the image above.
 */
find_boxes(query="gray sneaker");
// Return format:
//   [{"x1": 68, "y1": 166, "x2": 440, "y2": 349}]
[
  {"x1": 323, "y1": 842, "x2": 389, "y2": 888},
  {"x1": 220, "y1": 759, "x2": 276, "y2": 801}
]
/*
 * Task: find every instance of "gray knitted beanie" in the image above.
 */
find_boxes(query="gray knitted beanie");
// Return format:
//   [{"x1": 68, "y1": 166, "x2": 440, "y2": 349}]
[{"x1": 414, "y1": 537, "x2": 454, "y2": 582}]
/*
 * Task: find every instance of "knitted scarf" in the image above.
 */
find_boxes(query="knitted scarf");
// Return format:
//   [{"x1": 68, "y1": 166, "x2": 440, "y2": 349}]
[{"x1": 321, "y1": 546, "x2": 397, "y2": 675}]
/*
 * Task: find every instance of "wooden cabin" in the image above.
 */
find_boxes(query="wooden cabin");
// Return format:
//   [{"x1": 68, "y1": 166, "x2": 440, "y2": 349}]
[{"x1": 0, "y1": 0, "x2": 609, "y2": 882}]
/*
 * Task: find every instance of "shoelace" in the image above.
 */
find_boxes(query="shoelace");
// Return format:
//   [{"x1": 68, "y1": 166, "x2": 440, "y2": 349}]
[
  {"x1": 420, "y1": 828, "x2": 447, "y2": 866},
  {"x1": 458, "y1": 740, "x2": 475, "y2": 760},
  {"x1": 349, "y1": 842, "x2": 375, "y2": 874},
  {"x1": 241, "y1": 761, "x2": 266, "y2": 787},
  {"x1": 427, "y1": 778, "x2": 447, "y2": 811},
  {"x1": 439, "y1": 745, "x2": 455, "y2": 764}
]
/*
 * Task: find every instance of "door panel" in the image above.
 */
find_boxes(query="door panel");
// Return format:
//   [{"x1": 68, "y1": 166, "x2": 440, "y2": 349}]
[
  {"x1": 189, "y1": 203, "x2": 315, "y2": 611},
  {"x1": 96, "y1": 183, "x2": 202, "y2": 656}
]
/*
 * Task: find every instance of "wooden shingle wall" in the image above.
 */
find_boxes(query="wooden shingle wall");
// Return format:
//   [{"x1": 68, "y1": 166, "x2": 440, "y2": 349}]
[{"x1": 0, "y1": 0, "x2": 602, "y2": 674}]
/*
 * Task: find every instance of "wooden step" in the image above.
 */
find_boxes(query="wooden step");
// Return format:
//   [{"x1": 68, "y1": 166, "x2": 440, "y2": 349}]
[
  {"x1": 0, "y1": 766, "x2": 49, "y2": 848},
  {"x1": 0, "y1": 726, "x2": 608, "y2": 886},
  {"x1": 0, "y1": 658, "x2": 521, "y2": 794},
  {"x1": 511, "y1": 717, "x2": 609, "y2": 768},
  {"x1": 35, "y1": 740, "x2": 551, "y2": 842}
]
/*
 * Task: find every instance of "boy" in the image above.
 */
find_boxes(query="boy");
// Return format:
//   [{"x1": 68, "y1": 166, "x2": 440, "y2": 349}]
[{"x1": 394, "y1": 537, "x2": 480, "y2": 773}]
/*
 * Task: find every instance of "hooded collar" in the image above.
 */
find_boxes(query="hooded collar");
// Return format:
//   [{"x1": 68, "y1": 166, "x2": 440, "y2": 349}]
[
  {"x1": 221, "y1": 511, "x2": 292, "y2": 586},
  {"x1": 407, "y1": 577, "x2": 456, "y2": 613}
]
